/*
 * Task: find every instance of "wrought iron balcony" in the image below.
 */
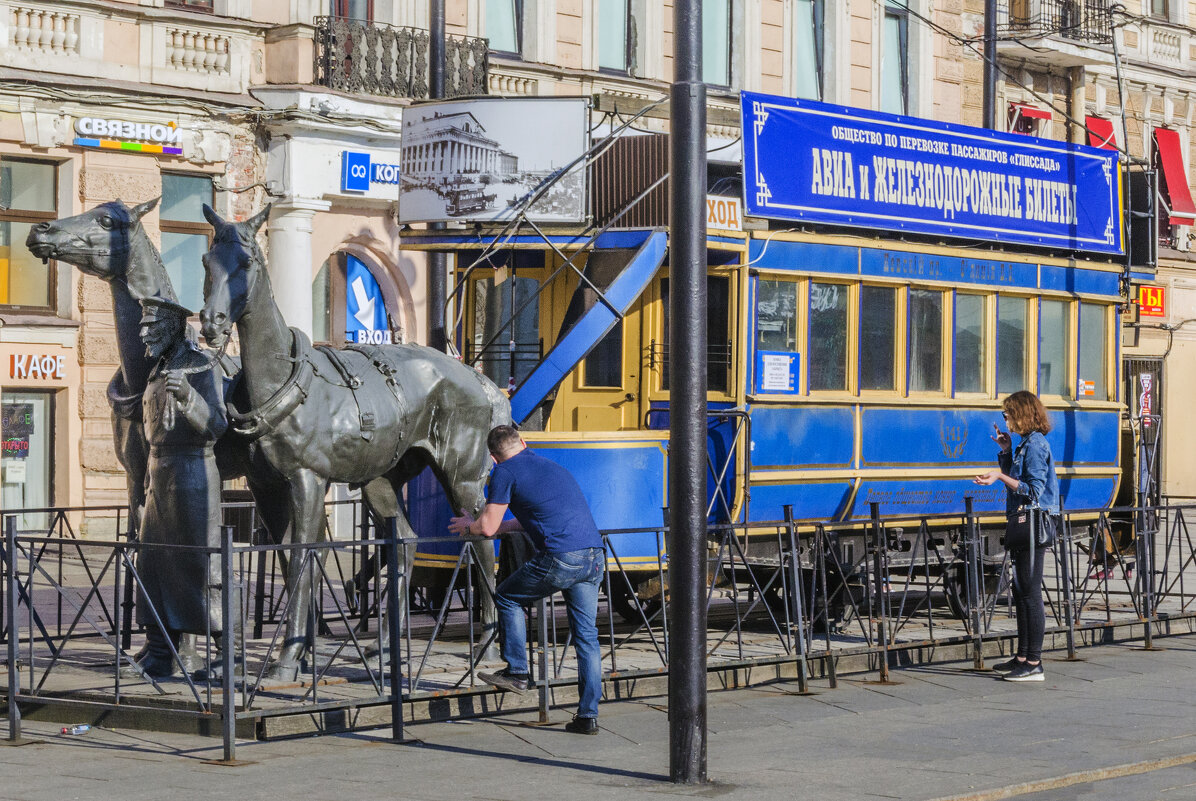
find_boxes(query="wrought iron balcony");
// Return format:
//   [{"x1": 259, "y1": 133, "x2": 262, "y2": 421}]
[
  {"x1": 997, "y1": 0, "x2": 1114, "y2": 45},
  {"x1": 313, "y1": 17, "x2": 488, "y2": 100}
]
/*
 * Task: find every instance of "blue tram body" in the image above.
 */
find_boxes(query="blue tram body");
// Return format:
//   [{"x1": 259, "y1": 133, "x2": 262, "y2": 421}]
[{"x1": 404, "y1": 95, "x2": 1126, "y2": 581}]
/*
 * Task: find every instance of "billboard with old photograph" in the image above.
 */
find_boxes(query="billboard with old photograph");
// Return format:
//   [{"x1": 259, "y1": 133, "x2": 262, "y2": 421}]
[{"x1": 398, "y1": 97, "x2": 589, "y2": 225}]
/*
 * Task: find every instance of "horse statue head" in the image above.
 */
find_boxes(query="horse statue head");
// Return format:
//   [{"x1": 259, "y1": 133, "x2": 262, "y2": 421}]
[
  {"x1": 25, "y1": 198, "x2": 173, "y2": 302},
  {"x1": 199, "y1": 204, "x2": 271, "y2": 349}
]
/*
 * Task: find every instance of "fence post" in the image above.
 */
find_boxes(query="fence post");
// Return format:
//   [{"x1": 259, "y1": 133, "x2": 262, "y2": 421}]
[
  {"x1": 385, "y1": 517, "x2": 405, "y2": 742},
  {"x1": 964, "y1": 497, "x2": 985, "y2": 670},
  {"x1": 121, "y1": 520, "x2": 136, "y2": 651},
  {"x1": 1058, "y1": 505, "x2": 1077, "y2": 660},
  {"x1": 782, "y1": 505, "x2": 810, "y2": 693},
  {"x1": 814, "y1": 523, "x2": 837, "y2": 689},
  {"x1": 5, "y1": 516, "x2": 22, "y2": 743},
  {"x1": 869, "y1": 503, "x2": 891, "y2": 682},
  {"x1": 220, "y1": 525, "x2": 236, "y2": 763},
  {"x1": 537, "y1": 596, "x2": 551, "y2": 723},
  {"x1": 113, "y1": 534, "x2": 125, "y2": 701},
  {"x1": 1137, "y1": 504, "x2": 1156, "y2": 650}
]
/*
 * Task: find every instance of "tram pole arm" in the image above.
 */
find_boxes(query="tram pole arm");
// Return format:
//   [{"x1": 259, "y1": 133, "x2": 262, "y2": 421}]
[{"x1": 449, "y1": 505, "x2": 517, "y2": 538}]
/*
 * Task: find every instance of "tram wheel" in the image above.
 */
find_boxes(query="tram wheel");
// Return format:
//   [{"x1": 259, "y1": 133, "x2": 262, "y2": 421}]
[{"x1": 606, "y1": 575, "x2": 663, "y2": 624}]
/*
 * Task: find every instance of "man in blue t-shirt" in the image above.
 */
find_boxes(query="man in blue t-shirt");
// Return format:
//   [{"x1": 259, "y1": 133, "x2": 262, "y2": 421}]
[{"x1": 448, "y1": 425, "x2": 605, "y2": 735}]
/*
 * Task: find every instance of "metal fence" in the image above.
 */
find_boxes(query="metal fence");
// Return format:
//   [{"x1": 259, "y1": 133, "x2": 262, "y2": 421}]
[
  {"x1": 4, "y1": 497, "x2": 1193, "y2": 761},
  {"x1": 997, "y1": 0, "x2": 1114, "y2": 44}
]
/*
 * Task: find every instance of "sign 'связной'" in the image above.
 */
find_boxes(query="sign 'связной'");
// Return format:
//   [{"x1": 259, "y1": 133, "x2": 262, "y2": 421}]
[{"x1": 741, "y1": 92, "x2": 1122, "y2": 256}]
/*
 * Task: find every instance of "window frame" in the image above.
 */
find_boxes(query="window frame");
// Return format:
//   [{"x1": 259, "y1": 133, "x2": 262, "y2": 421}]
[
  {"x1": 906, "y1": 285, "x2": 946, "y2": 396},
  {"x1": 880, "y1": 0, "x2": 910, "y2": 116},
  {"x1": 951, "y1": 290, "x2": 989, "y2": 397},
  {"x1": 330, "y1": 0, "x2": 373, "y2": 20},
  {"x1": 596, "y1": 0, "x2": 634, "y2": 74},
  {"x1": 996, "y1": 292, "x2": 1032, "y2": 397},
  {"x1": 792, "y1": 0, "x2": 825, "y2": 101},
  {"x1": 1076, "y1": 300, "x2": 1112, "y2": 402},
  {"x1": 702, "y1": 0, "x2": 733, "y2": 88},
  {"x1": 0, "y1": 157, "x2": 59, "y2": 313},
  {"x1": 805, "y1": 278, "x2": 852, "y2": 395},
  {"x1": 159, "y1": 171, "x2": 215, "y2": 313},
  {"x1": 166, "y1": 0, "x2": 216, "y2": 12},
  {"x1": 1037, "y1": 296, "x2": 1073, "y2": 399},
  {"x1": 857, "y1": 282, "x2": 900, "y2": 396},
  {"x1": 486, "y1": 0, "x2": 524, "y2": 57},
  {"x1": 1151, "y1": 0, "x2": 1170, "y2": 20}
]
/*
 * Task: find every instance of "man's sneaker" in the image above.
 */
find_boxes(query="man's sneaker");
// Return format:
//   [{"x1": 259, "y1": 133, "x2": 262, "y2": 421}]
[
  {"x1": 991, "y1": 657, "x2": 1024, "y2": 674},
  {"x1": 564, "y1": 715, "x2": 599, "y2": 735},
  {"x1": 478, "y1": 668, "x2": 529, "y2": 694},
  {"x1": 1003, "y1": 661, "x2": 1044, "y2": 682}
]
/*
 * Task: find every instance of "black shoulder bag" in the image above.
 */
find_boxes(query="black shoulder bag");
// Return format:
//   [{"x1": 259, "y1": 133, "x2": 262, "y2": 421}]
[{"x1": 1005, "y1": 506, "x2": 1056, "y2": 550}]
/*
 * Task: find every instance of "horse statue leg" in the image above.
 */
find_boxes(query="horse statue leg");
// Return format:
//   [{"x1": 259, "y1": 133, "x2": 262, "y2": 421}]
[
  {"x1": 446, "y1": 473, "x2": 499, "y2": 663},
  {"x1": 264, "y1": 468, "x2": 328, "y2": 682}
]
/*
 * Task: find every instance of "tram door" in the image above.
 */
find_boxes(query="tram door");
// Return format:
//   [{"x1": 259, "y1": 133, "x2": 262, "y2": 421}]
[{"x1": 545, "y1": 250, "x2": 652, "y2": 432}]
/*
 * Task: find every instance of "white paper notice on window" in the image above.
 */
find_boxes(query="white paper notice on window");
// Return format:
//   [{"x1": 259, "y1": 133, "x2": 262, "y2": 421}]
[
  {"x1": 4, "y1": 461, "x2": 26, "y2": 484},
  {"x1": 761, "y1": 353, "x2": 794, "y2": 391}
]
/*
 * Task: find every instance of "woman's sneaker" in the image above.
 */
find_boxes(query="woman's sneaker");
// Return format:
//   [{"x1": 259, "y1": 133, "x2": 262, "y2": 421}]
[
  {"x1": 992, "y1": 657, "x2": 1024, "y2": 674},
  {"x1": 1003, "y1": 662, "x2": 1044, "y2": 682}
]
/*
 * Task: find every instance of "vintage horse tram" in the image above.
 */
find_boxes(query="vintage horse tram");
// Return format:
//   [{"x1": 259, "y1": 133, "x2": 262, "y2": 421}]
[{"x1": 402, "y1": 92, "x2": 1138, "y2": 621}]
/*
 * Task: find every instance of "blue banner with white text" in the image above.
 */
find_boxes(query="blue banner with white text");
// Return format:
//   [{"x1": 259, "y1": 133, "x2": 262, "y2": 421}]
[{"x1": 741, "y1": 92, "x2": 1122, "y2": 255}]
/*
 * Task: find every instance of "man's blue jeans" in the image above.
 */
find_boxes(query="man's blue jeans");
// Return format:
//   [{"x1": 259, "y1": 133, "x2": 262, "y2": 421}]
[{"x1": 494, "y1": 547, "x2": 605, "y2": 719}]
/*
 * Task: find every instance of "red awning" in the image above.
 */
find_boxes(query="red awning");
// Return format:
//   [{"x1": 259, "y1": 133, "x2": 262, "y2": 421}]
[
  {"x1": 1009, "y1": 102, "x2": 1052, "y2": 121},
  {"x1": 1154, "y1": 127, "x2": 1196, "y2": 226},
  {"x1": 1085, "y1": 116, "x2": 1117, "y2": 150}
]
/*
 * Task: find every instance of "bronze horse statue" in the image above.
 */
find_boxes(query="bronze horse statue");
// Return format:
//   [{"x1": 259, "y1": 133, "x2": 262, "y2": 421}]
[
  {"x1": 198, "y1": 205, "x2": 510, "y2": 679},
  {"x1": 25, "y1": 199, "x2": 180, "y2": 540}
]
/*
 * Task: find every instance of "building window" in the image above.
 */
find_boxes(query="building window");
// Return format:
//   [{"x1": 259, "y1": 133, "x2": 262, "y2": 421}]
[
  {"x1": 598, "y1": 0, "x2": 631, "y2": 72},
  {"x1": 793, "y1": 0, "x2": 823, "y2": 100},
  {"x1": 808, "y1": 281, "x2": 847, "y2": 391},
  {"x1": 859, "y1": 284, "x2": 896, "y2": 391},
  {"x1": 1151, "y1": 0, "x2": 1169, "y2": 19},
  {"x1": 1039, "y1": 298, "x2": 1070, "y2": 397},
  {"x1": 660, "y1": 275, "x2": 732, "y2": 393},
  {"x1": 487, "y1": 0, "x2": 522, "y2": 54},
  {"x1": 584, "y1": 320, "x2": 623, "y2": 387},
  {"x1": 1078, "y1": 302, "x2": 1108, "y2": 400},
  {"x1": 703, "y1": 0, "x2": 732, "y2": 87},
  {"x1": 331, "y1": 0, "x2": 373, "y2": 19},
  {"x1": 313, "y1": 258, "x2": 331, "y2": 345},
  {"x1": 0, "y1": 159, "x2": 57, "y2": 310},
  {"x1": 880, "y1": 0, "x2": 909, "y2": 115},
  {"x1": 953, "y1": 293, "x2": 986, "y2": 394},
  {"x1": 908, "y1": 288, "x2": 942, "y2": 392},
  {"x1": 160, "y1": 173, "x2": 214, "y2": 313},
  {"x1": 997, "y1": 295, "x2": 1028, "y2": 394},
  {"x1": 166, "y1": 0, "x2": 215, "y2": 11}
]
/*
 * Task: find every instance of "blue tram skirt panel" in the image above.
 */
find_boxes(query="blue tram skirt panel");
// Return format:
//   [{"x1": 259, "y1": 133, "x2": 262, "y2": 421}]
[{"x1": 406, "y1": 433, "x2": 669, "y2": 571}]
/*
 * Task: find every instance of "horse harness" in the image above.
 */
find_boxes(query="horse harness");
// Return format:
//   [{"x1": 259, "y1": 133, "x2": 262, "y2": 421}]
[{"x1": 226, "y1": 328, "x2": 411, "y2": 445}]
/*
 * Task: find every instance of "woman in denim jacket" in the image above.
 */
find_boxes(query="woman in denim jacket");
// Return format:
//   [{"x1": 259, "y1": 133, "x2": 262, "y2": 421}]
[{"x1": 973, "y1": 390, "x2": 1060, "y2": 683}]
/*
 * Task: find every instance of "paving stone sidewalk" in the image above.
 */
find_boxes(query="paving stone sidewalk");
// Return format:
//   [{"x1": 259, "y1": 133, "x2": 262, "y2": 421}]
[{"x1": 4, "y1": 633, "x2": 1196, "y2": 801}]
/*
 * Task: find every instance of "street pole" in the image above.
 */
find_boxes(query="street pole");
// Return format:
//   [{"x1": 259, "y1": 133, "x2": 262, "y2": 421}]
[
  {"x1": 427, "y1": 0, "x2": 448, "y2": 351},
  {"x1": 983, "y1": 0, "x2": 998, "y2": 129},
  {"x1": 668, "y1": 0, "x2": 708, "y2": 784}
]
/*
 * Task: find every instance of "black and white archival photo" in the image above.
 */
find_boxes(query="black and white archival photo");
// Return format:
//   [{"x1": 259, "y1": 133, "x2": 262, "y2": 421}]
[{"x1": 398, "y1": 97, "x2": 588, "y2": 224}]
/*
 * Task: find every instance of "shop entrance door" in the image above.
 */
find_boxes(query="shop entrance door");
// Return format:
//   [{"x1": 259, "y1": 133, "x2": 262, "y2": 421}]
[{"x1": 2, "y1": 390, "x2": 52, "y2": 530}]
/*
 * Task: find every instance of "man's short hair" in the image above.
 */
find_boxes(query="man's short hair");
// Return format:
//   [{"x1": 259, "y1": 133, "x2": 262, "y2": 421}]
[{"x1": 487, "y1": 425, "x2": 522, "y2": 457}]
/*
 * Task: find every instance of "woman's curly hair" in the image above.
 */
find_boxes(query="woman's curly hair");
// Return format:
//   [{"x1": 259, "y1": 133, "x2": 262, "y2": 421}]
[{"x1": 1003, "y1": 390, "x2": 1051, "y2": 436}]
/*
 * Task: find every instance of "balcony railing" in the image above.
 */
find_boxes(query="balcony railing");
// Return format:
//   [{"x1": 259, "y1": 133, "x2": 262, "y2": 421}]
[
  {"x1": 313, "y1": 17, "x2": 488, "y2": 100},
  {"x1": 998, "y1": 0, "x2": 1114, "y2": 45}
]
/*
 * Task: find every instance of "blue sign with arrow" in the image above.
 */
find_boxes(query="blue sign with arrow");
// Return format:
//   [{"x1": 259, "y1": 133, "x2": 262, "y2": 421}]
[{"x1": 345, "y1": 255, "x2": 390, "y2": 344}]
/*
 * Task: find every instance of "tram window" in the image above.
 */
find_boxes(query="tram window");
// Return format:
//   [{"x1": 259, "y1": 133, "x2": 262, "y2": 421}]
[
  {"x1": 997, "y1": 296, "x2": 1028, "y2": 394},
  {"x1": 472, "y1": 276, "x2": 541, "y2": 389},
  {"x1": 756, "y1": 279, "x2": 799, "y2": 352},
  {"x1": 808, "y1": 281, "x2": 847, "y2": 391},
  {"x1": 908, "y1": 289, "x2": 943, "y2": 392},
  {"x1": 859, "y1": 285, "x2": 896, "y2": 391},
  {"x1": 1039, "y1": 298, "x2": 1070, "y2": 397},
  {"x1": 583, "y1": 319, "x2": 623, "y2": 387},
  {"x1": 953, "y1": 293, "x2": 986, "y2": 394},
  {"x1": 659, "y1": 275, "x2": 732, "y2": 394},
  {"x1": 1078, "y1": 302, "x2": 1108, "y2": 400}
]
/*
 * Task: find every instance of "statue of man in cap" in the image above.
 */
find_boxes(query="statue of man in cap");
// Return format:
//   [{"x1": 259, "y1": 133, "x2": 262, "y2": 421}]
[{"x1": 126, "y1": 296, "x2": 230, "y2": 678}]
